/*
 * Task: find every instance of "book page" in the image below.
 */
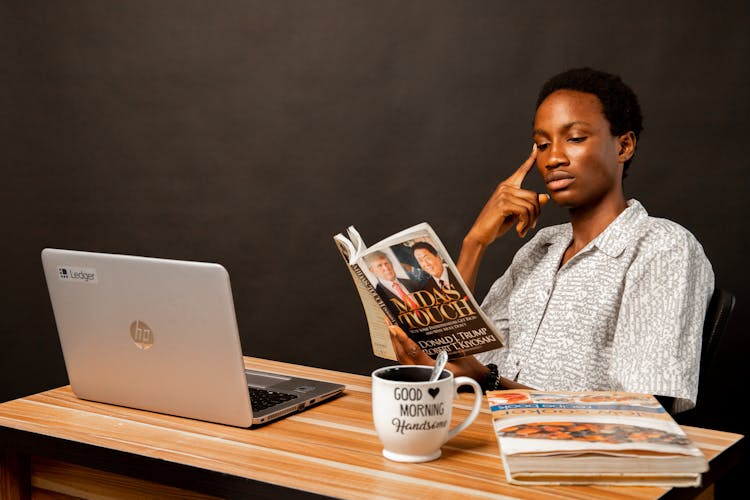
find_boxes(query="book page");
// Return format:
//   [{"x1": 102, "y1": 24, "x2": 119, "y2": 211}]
[{"x1": 344, "y1": 262, "x2": 397, "y2": 360}]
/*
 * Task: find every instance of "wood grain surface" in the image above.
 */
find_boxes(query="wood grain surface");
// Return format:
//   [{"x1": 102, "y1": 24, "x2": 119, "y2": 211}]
[{"x1": 0, "y1": 357, "x2": 743, "y2": 499}]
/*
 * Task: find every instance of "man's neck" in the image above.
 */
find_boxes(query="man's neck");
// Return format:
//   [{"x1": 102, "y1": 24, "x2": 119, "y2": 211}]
[{"x1": 566, "y1": 194, "x2": 627, "y2": 258}]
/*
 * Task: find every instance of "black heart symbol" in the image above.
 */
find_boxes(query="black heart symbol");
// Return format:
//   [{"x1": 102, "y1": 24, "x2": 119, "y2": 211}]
[{"x1": 428, "y1": 387, "x2": 440, "y2": 398}]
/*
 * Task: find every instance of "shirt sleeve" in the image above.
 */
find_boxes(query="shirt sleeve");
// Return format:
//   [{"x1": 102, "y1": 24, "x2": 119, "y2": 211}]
[
  {"x1": 475, "y1": 231, "x2": 551, "y2": 370},
  {"x1": 610, "y1": 227, "x2": 714, "y2": 413},
  {"x1": 475, "y1": 269, "x2": 513, "y2": 367}
]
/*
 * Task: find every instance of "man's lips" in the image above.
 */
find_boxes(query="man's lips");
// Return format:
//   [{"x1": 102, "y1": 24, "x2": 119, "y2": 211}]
[{"x1": 544, "y1": 171, "x2": 574, "y2": 190}]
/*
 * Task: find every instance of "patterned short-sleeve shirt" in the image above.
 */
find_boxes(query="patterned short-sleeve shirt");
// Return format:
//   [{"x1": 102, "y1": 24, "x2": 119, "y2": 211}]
[{"x1": 475, "y1": 199, "x2": 714, "y2": 412}]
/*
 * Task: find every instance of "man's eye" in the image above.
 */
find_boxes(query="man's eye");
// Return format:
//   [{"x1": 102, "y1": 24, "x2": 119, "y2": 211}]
[
  {"x1": 569, "y1": 136, "x2": 587, "y2": 143},
  {"x1": 536, "y1": 143, "x2": 549, "y2": 151}
]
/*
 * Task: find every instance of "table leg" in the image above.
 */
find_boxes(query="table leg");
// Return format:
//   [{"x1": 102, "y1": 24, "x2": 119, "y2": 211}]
[{"x1": 1, "y1": 448, "x2": 30, "y2": 500}]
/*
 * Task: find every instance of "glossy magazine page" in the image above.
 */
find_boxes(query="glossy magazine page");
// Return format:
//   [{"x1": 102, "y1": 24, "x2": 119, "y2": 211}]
[{"x1": 486, "y1": 390, "x2": 708, "y2": 486}]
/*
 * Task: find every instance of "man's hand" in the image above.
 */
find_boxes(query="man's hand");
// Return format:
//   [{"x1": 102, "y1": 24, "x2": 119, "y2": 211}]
[
  {"x1": 388, "y1": 324, "x2": 490, "y2": 382},
  {"x1": 466, "y1": 145, "x2": 550, "y2": 245},
  {"x1": 388, "y1": 323, "x2": 433, "y2": 365}
]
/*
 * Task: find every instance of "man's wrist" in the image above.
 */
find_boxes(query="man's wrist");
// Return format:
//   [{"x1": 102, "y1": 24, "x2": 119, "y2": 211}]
[
  {"x1": 479, "y1": 363, "x2": 501, "y2": 394},
  {"x1": 462, "y1": 233, "x2": 489, "y2": 252}
]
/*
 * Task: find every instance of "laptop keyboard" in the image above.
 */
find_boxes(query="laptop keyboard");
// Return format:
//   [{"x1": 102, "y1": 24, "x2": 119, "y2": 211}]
[{"x1": 250, "y1": 387, "x2": 298, "y2": 411}]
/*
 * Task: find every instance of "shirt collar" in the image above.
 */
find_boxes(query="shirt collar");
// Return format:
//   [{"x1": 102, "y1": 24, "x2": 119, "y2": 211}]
[
  {"x1": 590, "y1": 199, "x2": 648, "y2": 258},
  {"x1": 538, "y1": 199, "x2": 648, "y2": 259},
  {"x1": 385, "y1": 278, "x2": 412, "y2": 293},
  {"x1": 437, "y1": 268, "x2": 450, "y2": 284}
]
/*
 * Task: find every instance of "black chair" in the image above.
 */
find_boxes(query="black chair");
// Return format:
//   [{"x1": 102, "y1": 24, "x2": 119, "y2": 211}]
[{"x1": 675, "y1": 287, "x2": 736, "y2": 426}]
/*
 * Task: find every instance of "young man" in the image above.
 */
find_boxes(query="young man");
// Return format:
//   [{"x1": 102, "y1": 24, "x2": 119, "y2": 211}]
[{"x1": 389, "y1": 68, "x2": 714, "y2": 413}]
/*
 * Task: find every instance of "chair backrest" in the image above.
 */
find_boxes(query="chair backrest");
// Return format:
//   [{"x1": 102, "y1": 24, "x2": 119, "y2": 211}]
[
  {"x1": 699, "y1": 288, "x2": 736, "y2": 385},
  {"x1": 677, "y1": 287, "x2": 736, "y2": 426}
]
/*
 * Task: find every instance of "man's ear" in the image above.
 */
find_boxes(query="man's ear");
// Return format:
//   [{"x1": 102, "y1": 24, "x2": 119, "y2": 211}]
[{"x1": 617, "y1": 131, "x2": 636, "y2": 163}]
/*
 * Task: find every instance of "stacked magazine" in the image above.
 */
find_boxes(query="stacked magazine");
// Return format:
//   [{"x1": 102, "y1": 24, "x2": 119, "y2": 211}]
[
  {"x1": 486, "y1": 389, "x2": 709, "y2": 487},
  {"x1": 334, "y1": 222, "x2": 503, "y2": 360}
]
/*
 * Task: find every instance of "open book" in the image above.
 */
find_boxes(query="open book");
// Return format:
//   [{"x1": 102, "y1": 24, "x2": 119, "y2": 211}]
[
  {"x1": 334, "y1": 222, "x2": 503, "y2": 361},
  {"x1": 486, "y1": 390, "x2": 709, "y2": 487}
]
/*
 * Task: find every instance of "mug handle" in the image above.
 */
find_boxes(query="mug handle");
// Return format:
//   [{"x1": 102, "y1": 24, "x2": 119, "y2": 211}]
[{"x1": 444, "y1": 376, "x2": 483, "y2": 442}]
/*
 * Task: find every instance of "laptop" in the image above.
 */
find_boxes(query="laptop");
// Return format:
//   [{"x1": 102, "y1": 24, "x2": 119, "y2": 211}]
[{"x1": 41, "y1": 248, "x2": 345, "y2": 427}]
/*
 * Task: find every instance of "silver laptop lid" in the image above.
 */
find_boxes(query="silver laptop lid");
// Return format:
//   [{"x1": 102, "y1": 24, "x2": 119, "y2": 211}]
[{"x1": 41, "y1": 248, "x2": 254, "y2": 427}]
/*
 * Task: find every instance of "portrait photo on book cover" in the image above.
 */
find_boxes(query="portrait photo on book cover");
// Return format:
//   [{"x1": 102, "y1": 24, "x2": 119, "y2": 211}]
[{"x1": 360, "y1": 236, "x2": 473, "y2": 332}]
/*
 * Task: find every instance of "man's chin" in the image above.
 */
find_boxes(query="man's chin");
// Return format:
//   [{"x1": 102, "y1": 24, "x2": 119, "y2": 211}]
[{"x1": 548, "y1": 191, "x2": 573, "y2": 207}]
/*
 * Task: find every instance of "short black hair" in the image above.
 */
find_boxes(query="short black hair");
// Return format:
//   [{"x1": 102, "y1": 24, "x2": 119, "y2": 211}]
[
  {"x1": 411, "y1": 241, "x2": 439, "y2": 256},
  {"x1": 536, "y1": 67, "x2": 643, "y2": 172}
]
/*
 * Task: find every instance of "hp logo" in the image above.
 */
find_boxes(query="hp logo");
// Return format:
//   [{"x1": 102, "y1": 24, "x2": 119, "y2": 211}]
[{"x1": 130, "y1": 320, "x2": 154, "y2": 350}]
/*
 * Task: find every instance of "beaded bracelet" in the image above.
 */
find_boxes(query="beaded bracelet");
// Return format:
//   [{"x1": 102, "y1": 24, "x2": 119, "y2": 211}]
[{"x1": 480, "y1": 363, "x2": 501, "y2": 394}]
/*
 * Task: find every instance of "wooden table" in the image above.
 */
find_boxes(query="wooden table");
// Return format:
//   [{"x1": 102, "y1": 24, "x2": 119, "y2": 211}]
[{"x1": 0, "y1": 357, "x2": 744, "y2": 499}]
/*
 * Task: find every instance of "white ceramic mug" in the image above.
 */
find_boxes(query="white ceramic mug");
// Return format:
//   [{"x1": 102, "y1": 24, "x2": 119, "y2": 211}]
[{"x1": 371, "y1": 365, "x2": 482, "y2": 462}]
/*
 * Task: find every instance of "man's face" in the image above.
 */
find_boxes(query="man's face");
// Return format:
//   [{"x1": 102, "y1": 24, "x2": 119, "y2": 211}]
[
  {"x1": 533, "y1": 89, "x2": 625, "y2": 209},
  {"x1": 414, "y1": 248, "x2": 444, "y2": 279},
  {"x1": 369, "y1": 256, "x2": 396, "y2": 281}
]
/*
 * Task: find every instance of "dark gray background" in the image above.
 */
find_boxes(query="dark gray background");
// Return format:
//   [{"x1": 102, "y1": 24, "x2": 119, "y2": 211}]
[{"x1": 2, "y1": 0, "x2": 747, "y2": 445}]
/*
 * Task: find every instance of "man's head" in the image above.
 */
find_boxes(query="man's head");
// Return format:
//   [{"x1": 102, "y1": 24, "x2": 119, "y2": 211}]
[
  {"x1": 365, "y1": 251, "x2": 397, "y2": 282},
  {"x1": 412, "y1": 242, "x2": 444, "y2": 279},
  {"x1": 536, "y1": 67, "x2": 643, "y2": 173}
]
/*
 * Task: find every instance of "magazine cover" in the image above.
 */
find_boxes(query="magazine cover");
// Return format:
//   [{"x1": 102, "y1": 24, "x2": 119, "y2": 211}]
[
  {"x1": 334, "y1": 222, "x2": 503, "y2": 361},
  {"x1": 486, "y1": 390, "x2": 708, "y2": 486}
]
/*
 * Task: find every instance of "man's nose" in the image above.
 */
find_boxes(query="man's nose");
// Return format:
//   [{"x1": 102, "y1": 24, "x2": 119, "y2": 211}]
[{"x1": 544, "y1": 142, "x2": 568, "y2": 169}]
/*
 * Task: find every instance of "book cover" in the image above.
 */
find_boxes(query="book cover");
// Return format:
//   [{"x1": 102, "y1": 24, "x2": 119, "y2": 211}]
[
  {"x1": 486, "y1": 390, "x2": 708, "y2": 487},
  {"x1": 334, "y1": 222, "x2": 503, "y2": 361}
]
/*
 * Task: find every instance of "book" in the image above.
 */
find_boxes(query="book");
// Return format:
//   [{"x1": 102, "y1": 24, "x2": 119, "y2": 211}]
[
  {"x1": 334, "y1": 222, "x2": 503, "y2": 361},
  {"x1": 486, "y1": 390, "x2": 709, "y2": 487}
]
